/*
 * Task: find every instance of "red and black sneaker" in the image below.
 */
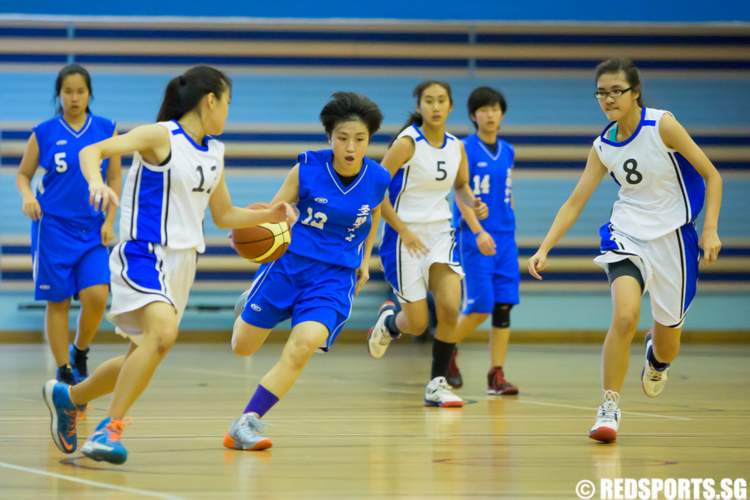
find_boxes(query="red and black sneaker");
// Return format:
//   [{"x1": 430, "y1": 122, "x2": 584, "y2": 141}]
[
  {"x1": 487, "y1": 366, "x2": 519, "y2": 395},
  {"x1": 446, "y1": 347, "x2": 463, "y2": 389}
]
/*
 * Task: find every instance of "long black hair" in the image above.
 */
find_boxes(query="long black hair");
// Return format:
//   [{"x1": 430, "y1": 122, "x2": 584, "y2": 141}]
[
  {"x1": 393, "y1": 80, "x2": 453, "y2": 141},
  {"x1": 55, "y1": 64, "x2": 93, "y2": 114},
  {"x1": 595, "y1": 58, "x2": 644, "y2": 107},
  {"x1": 319, "y1": 92, "x2": 383, "y2": 137},
  {"x1": 156, "y1": 65, "x2": 232, "y2": 122}
]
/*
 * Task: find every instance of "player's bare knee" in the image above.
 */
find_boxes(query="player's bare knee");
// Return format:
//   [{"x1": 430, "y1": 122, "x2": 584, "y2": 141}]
[
  {"x1": 405, "y1": 316, "x2": 429, "y2": 335},
  {"x1": 611, "y1": 310, "x2": 639, "y2": 336},
  {"x1": 435, "y1": 303, "x2": 459, "y2": 326},
  {"x1": 144, "y1": 322, "x2": 179, "y2": 355},
  {"x1": 286, "y1": 335, "x2": 318, "y2": 369},
  {"x1": 81, "y1": 289, "x2": 107, "y2": 314}
]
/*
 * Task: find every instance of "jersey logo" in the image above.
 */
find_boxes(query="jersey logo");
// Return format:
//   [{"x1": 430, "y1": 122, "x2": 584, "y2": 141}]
[
  {"x1": 344, "y1": 204, "x2": 370, "y2": 242},
  {"x1": 55, "y1": 140, "x2": 68, "y2": 146},
  {"x1": 250, "y1": 303, "x2": 263, "y2": 312},
  {"x1": 40, "y1": 284, "x2": 51, "y2": 290},
  {"x1": 314, "y1": 197, "x2": 328, "y2": 204},
  {"x1": 477, "y1": 161, "x2": 488, "y2": 168}
]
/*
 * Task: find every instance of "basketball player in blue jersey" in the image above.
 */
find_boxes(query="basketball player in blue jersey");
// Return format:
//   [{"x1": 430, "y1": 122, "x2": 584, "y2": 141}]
[
  {"x1": 224, "y1": 92, "x2": 390, "y2": 451},
  {"x1": 42, "y1": 66, "x2": 295, "y2": 464},
  {"x1": 450, "y1": 87, "x2": 520, "y2": 395},
  {"x1": 16, "y1": 64, "x2": 120, "y2": 386},
  {"x1": 528, "y1": 58, "x2": 723, "y2": 443},
  {"x1": 368, "y1": 81, "x2": 488, "y2": 408}
]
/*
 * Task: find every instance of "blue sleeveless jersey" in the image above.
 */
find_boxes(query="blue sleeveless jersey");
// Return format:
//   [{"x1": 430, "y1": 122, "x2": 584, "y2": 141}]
[
  {"x1": 33, "y1": 113, "x2": 116, "y2": 222},
  {"x1": 288, "y1": 149, "x2": 391, "y2": 270},
  {"x1": 453, "y1": 134, "x2": 516, "y2": 233}
]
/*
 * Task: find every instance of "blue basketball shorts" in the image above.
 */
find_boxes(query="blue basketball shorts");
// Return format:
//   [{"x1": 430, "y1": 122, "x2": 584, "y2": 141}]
[
  {"x1": 458, "y1": 229, "x2": 520, "y2": 314},
  {"x1": 31, "y1": 214, "x2": 110, "y2": 302},
  {"x1": 239, "y1": 251, "x2": 356, "y2": 351}
]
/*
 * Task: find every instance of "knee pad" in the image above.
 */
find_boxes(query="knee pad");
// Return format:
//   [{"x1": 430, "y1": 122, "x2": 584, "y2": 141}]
[{"x1": 492, "y1": 303, "x2": 513, "y2": 328}]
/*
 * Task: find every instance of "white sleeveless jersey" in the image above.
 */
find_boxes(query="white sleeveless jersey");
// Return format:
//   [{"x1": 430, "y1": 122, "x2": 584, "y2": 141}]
[
  {"x1": 388, "y1": 125, "x2": 462, "y2": 224},
  {"x1": 119, "y1": 120, "x2": 225, "y2": 253},
  {"x1": 592, "y1": 108, "x2": 705, "y2": 241}
]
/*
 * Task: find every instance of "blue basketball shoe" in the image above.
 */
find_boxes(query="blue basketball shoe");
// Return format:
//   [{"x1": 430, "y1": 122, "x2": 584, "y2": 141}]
[
  {"x1": 42, "y1": 379, "x2": 78, "y2": 454},
  {"x1": 81, "y1": 417, "x2": 129, "y2": 464}
]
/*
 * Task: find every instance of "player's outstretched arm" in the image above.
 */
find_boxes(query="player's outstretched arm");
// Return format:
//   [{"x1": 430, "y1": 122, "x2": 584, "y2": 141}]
[
  {"x1": 209, "y1": 171, "x2": 296, "y2": 229},
  {"x1": 80, "y1": 124, "x2": 170, "y2": 211},
  {"x1": 528, "y1": 147, "x2": 607, "y2": 280},
  {"x1": 659, "y1": 113, "x2": 723, "y2": 263}
]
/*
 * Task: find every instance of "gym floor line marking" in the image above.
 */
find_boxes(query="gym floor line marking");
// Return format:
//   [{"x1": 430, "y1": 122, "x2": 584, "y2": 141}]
[
  {"x1": 0, "y1": 460, "x2": 184, "y2": 499},
  {"x1": 517, "y1": 398, "x2": 692, "y2": 421}
]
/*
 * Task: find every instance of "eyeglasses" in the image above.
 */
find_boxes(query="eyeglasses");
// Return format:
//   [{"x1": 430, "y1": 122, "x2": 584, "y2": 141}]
[{"x1": 594, "y1": 87, "x2": 632, "y2": 101}]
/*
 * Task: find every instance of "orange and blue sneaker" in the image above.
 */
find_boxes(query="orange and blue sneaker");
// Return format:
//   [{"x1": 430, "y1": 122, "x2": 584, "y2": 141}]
[
  {"x1": 42, "y1": 379, "x2": 78, "y2": 454},
  {"x1": 223, "y1": 413, "x2": 272, "y2": 451},
  {"x1": 81, "y1": 417, "x2": 129, "y2": 464}
]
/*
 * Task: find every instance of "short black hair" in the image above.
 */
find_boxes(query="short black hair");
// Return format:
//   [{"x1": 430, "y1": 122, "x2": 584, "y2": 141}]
[
  {"x1": 319, "y1": 92, "x2": 383, "y2": 137},
  {"x1": 467, "y1": 86, "x2": 507, "y2": 128}
]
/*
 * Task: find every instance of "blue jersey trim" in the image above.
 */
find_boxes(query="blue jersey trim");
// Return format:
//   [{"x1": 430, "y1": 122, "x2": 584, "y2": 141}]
[
  {"x1": 323, "y1": 161, "x2": 368, "y2": 195},
  {"x1": 477, "y1": 137, "x2": 502, "y2": 160},
  {"x1": 413, "y1": 125, "x2": 448, "y2": 149},
  {"x1": 670, "y1": 152, "x2": 705, "y2": 224},
  {"x1": 599, "y1": 107, "x2": 647, "y2": 147},
  {"x1": 171, "y1": 120, "x2": 210, "y2": 151},
  {"x1": 57, "y1": 114, "x2": 93, "y2": 138},
  {"x1": 136, "y1": 166, "x2": 165, "y2": 243}
]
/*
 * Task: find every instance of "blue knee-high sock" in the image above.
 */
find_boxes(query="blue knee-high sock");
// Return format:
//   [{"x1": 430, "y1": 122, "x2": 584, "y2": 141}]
[{"x1": 244, "y1": 384, "x2": 279, "y2": 417}]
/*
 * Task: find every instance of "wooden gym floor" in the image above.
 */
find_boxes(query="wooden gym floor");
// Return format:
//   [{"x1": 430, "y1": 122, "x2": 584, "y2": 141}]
[{"x1": 0, "y1": 339, "x2": 748, "y2": 499}]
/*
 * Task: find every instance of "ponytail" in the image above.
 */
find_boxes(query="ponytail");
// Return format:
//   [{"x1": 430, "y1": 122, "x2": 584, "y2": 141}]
[{"x1": 156, "y1": 66, "x2": 231, "y2": 122}]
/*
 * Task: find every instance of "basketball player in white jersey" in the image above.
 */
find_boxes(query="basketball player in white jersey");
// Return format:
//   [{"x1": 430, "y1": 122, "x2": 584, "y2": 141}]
[
  {"x1": 42, "y1": 66, "x2": 295, "y2": 464},
  {"x1": 369, "y1": 80, "x2": 489, "y2": 407},
  {"x1": 528, "y1": 58, "x2": 723, "y2": 443}
]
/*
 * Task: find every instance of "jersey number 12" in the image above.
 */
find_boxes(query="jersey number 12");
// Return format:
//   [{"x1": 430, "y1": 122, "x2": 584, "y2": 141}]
[{"x1": 301, "y1": 207, "x2": 328, "y2": 230}]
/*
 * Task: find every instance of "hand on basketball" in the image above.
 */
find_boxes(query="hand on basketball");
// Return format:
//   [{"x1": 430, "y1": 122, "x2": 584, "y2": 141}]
[
  {"x1": 527, "y1": 250, "x2": 548, "y2": 280},
  {"x1": 473, "y1": 199, "x2": 489, "y2": 220},
  {"x1": 355, "y1": 264, "x2": 369, "y2": 296},
  {"x1": 476, "y1": 231, "x2": 497, "y2": 256},
  {"x1": 101, "y1": 222, "x2": 115, "y2": 246},
  {"x1": 267, "y1": 201, "x2": 298, "y2": 226},
  {"x1": 21, "y1": 194, "x2": 42, "y2": 220},
  {"x1": 400, "y1": 228, "x2": 428, "y2": 257},
  {"x1": 89, "y1": 183, "x2": 119, "y2": 212},
  {"x1": 700, "y1": 228, "x2": 721, "y2": 264}
]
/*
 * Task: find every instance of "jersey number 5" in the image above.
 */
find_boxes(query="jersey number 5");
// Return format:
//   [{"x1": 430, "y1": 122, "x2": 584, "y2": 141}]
[
  {"x1": 436, "y1": 161, "x2": 447, "y2": 181},
  {"x1": 301, "y1": 207, "x2": 328, "y2": 230},
  {"x1": 54, "y1": 152, "x2": 68, "y2": 173}
]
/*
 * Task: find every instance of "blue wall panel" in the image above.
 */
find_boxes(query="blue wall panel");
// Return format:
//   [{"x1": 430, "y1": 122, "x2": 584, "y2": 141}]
[{"x1": 1, "y1": 0, "x2": 749, "y2": 22}]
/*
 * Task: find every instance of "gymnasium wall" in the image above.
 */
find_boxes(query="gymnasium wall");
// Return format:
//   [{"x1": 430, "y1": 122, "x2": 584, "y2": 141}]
[
  {"x1": 0, "y1": 16, "x2": 748, "y2": 335},
  {"x1": 1, "y1": 0, "x2": 750, "y2": 22}
]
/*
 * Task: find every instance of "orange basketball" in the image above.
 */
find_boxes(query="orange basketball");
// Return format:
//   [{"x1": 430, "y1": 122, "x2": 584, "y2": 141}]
[{"x1": 231, "y1": 222, "x2": 291, "y2": 263}]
